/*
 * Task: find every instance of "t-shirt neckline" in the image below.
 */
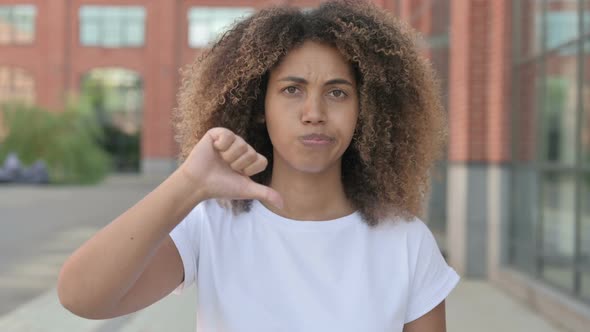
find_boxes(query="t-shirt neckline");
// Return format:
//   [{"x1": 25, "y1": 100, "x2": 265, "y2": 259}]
[{"x1": 251, "y1": 200, "x2": 361, "y2": 231}]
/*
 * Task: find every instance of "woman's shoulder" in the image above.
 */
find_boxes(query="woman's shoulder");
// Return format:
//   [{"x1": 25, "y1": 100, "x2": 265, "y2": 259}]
[
  {"x1": 373, "y1": 215, "x2": 439, "y2": 249},
  {"x1": 186, "y1": 199, "x2": 230, "y2": 219},
  {"x1": 377, "y1": 214, "x2": 432, "y2": 236}
]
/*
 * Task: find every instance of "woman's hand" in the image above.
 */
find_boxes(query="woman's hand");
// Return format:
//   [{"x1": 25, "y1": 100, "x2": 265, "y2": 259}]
[{"x1": 180, "y1": 127, "x2": 283, "y2": 209}]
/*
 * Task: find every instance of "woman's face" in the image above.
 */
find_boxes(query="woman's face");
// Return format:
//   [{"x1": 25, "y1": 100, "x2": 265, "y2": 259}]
[{"x1": 265, "y1": 41, "x2": 359, "y2": 174}]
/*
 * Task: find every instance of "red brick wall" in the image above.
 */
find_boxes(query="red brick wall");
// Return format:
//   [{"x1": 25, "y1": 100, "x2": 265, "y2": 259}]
[
  {"x1": 395, "y1": 0, "x2": 513, "y2": 163},
  {"x1": 448, "y1": 0, "x2": 512, "y2": 163},
  {"x1": 487, "y1": 0, "x2": 512, "y2": 163},
  {"x1": 0, "y1": 0, "x2": 431, "y2": 164}
]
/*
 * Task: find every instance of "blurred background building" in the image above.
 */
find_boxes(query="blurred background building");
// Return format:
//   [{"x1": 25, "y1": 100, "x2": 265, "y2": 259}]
[{"x1": 0, "y1": 0, "x2": 588, "y2": 331}]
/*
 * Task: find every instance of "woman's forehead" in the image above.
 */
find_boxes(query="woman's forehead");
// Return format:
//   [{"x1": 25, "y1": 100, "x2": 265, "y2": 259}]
[{"x1": 270, "y1": 41, "x2": 354, "y2": 81}]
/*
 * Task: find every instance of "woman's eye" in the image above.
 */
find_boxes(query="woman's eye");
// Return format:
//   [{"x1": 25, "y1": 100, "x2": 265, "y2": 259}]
[
  {"x1": 329, "y1": 89, "x2": 347, "y2": 98},
  {"x1": 284, "y1": 86, "x2": 299, "y2": 94}
]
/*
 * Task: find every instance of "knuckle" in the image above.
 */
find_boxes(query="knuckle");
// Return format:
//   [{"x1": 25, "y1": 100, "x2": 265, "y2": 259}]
[
  {"x1": 245, "y1": 149, "x2": 257, "y2": 161},
  {"x1": 236, "y1": 143, "x2": 248, "y2": 155}
]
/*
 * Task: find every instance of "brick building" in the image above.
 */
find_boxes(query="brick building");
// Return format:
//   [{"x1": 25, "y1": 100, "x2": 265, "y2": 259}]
[
  {"x1": 398, "y1": 1, "x2": 590, "y2": 331},
  {"x1": 0, "y1": 0, "x2": 589, "y2": 330}
]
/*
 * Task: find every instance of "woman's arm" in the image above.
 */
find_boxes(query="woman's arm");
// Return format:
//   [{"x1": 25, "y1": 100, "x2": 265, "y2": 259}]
[
  {"x1": 57, "y1": 128, "x2": 281, "y2": 320},
  {"x1": 57, "y1": 170, "x2": 204, "y2": 319},
  {"x1": 403, "y1": 301, "x2": 447, "y2": 332}
]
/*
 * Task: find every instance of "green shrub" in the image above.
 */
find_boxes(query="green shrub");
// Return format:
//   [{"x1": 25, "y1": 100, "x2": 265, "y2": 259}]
[
  {"x1": 0, "y1": 101, "x2": 111, "y2": 184},
  {"x1": 99, "y1": 123, "x2": 141, "y2": 172}
]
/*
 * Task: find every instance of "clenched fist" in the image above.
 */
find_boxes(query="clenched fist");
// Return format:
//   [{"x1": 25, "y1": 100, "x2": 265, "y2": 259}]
[{"x1": 179, "y1": 127, "x2": 283, "y2": 209}]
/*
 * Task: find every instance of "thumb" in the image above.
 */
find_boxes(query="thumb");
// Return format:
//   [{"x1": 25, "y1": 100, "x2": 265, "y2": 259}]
[{"x1": 245, "y1": 181, "x2": 284, "y2": 210}]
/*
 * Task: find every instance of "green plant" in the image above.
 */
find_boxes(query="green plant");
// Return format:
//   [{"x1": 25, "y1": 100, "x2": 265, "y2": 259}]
[
  {"x1": 0, "y1": 100, "x2": 111, "y2": 184},
  {"x1": 80, "y1": 73, "x2": 142, "y2": 172}
]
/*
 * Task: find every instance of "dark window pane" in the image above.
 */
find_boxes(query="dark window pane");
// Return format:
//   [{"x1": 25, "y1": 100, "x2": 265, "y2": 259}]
[
  {"x1": 582, "y1": 39, "x2": 590, "y2": 165},
  {"x1": 510, "y1": 166, "x2": 539, "y2": 273},
  {"x1": 541, "y1": 172, "x2": 575, "y2": 291},
  {"x1": 582, "y1": 273, "x2": 590, "y2": 301},
  {"x1": 542, "y1": 49, "x2": 578, "y2": 164},
  {"x1": 515, "y1": 61, "x2": 542, "y2": 162},
  {"x1": 581, "y1": 172, "x2": 590, "y2": 299}
]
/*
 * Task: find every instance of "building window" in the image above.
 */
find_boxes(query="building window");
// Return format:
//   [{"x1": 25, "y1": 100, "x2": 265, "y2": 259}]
[
  {"x1": 0, "y1": 67, "x2": 35, "y2": 103},
  {"x1": 79, "y1": 6, "x2": 146, "y2": 48},
  {"x1": 0, "y1": 5, "x2": 37, "y2": 45},
  {"x1": 188, "y1": 7, "x2": 253, "y2": 48},
  {"x1": 511, "y1": 0, "x2": 590, "y2": 303}
]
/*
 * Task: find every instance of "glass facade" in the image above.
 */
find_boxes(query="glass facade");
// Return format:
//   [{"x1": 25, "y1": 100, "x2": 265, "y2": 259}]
[
  {"x1": 512, "y1": 0, "x2": 590, "y2": 302},
  {"x1": 0, "y1": 5, "x2": 36, "y2": 45},
  {"x1": 79, "y1": 6, "x2": 146, "y2": 48},
  {"x1": 188, "y1": 7, "x2": 253, "y2": 48}
]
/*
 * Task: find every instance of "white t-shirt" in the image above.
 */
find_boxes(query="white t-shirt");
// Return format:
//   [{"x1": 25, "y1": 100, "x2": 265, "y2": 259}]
[{"x1": 170, "y1": 199, "x2": 459, "y2": 332}]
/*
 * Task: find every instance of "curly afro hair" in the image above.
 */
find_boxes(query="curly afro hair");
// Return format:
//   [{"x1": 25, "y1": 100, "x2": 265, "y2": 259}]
[{"x1": 174, "y1": 0, "x2": 447, "y2": 226}]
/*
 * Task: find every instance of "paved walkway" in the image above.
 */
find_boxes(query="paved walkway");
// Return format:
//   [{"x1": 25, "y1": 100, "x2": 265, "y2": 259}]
[
  {"x1": 0, "y1": 175, "x2": 569, "y2": 331},
  {"x1": 0, "y1": 279, "x2": 567, "y2": 332}
]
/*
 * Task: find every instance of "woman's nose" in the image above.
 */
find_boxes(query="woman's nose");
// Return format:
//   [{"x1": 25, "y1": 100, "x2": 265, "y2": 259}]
[{"x1": 301, "y1": 96, "x2": 326, "y2": 124}]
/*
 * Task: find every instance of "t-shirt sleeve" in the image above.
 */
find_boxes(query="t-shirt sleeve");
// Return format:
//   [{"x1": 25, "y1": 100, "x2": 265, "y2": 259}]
[
  {"x1": 169, "y1": 202, "x2": 205, "y2": 294},
  {"x1": 404, "y1": 220, "x2": 460, "y2": 323}
]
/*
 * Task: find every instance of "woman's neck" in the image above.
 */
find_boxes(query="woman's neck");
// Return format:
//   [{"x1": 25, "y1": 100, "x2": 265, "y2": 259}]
[{"x1": 264, "y1": 159, "x2": 355, "y2": 221}]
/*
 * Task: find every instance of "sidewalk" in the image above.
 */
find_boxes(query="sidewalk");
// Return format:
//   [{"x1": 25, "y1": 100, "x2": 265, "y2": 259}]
[
  {"x1": 0, "y1": 175, "x2": 568, "y2": 331},
  {"x1": 0, "y1": 279, "x2": 566, "y2": 332}
]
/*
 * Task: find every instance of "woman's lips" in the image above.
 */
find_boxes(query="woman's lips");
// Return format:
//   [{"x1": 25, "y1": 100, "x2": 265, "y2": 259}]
[{"x1": 299, "y1": 133, "x2": 335, "y2": 146}]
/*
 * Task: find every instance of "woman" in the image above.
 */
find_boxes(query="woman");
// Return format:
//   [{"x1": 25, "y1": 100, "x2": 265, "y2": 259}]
[{"x1": 58, "y1": 1, "x2": 459, "y2": 331}]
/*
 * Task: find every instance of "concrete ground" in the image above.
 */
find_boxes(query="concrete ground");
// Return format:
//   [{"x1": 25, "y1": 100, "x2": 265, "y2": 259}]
[
  {"x1": 0, "y1": 280, "x2": 568, "y2": 332},
  {"x1": 0, "y1": 175, "x2": 569, "y2": 331}
]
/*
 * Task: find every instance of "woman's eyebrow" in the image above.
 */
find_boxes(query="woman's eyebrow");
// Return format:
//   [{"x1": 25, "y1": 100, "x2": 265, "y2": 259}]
[{"x1": 278, "y1": 76, "x2": 353, "y2": 86}]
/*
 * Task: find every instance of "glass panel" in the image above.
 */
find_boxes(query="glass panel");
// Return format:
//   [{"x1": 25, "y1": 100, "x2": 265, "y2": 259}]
[
  {"x1": 79, "y1": 6, "x2": 96, "y2": 19},
  {"x1": 510, "y1": 166, "x2": 539, "y2": 273},
  {"x1": 0, "y1": 7, "x2": 12, "y2": 43},
  {"x1": 126, "y1": 23, "x2": 144, "y2": 46},
  {"x1": 79, "y1": 6, "x2": 145, "y2": 47},
  {"x1": 582, "y1": 273, "x2": 590, "y2": 301},
  {"x1": 546, "y1": 0, "x2": 579, "y2": 50},
  {"x1": 542, "y1": 48, "x2": 578, "y2": 164},
  {"x1": 189, "y1": 22, "x2": 209, "y2": 47},
  {"x1": 515, "y1": 61, "x2": 542, "y2": 162},
  {"x1": 518, "y1": 0, "x2": 544, "y2": 60},
  {"x1": 127, "y1": 7, "x2": 145, "y2": 20},
  {"x1": 12, "y1": 5, "x2": 35, "y2": 43},
  {"x1": 0, "y1": 5, "x2": 36, "y2": 44},
  {"x1": 188, "y1": 7, "x2": 253, "y2": 48},
  {"x1": 103, "y1": 16, "x2": 121, "y2": 47},
  {"x1": 581, "y1": 172, "x2": 590, "y2": 299},
  {"x1": 582, "y1": 38, "x2": 590, "y2": 165},
  {"x1": 80, "y1": 22, "x2": 99, "y2": 45},
  {"x1": 541, "y1": 172, "x2": 575, "y2": 291}
]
